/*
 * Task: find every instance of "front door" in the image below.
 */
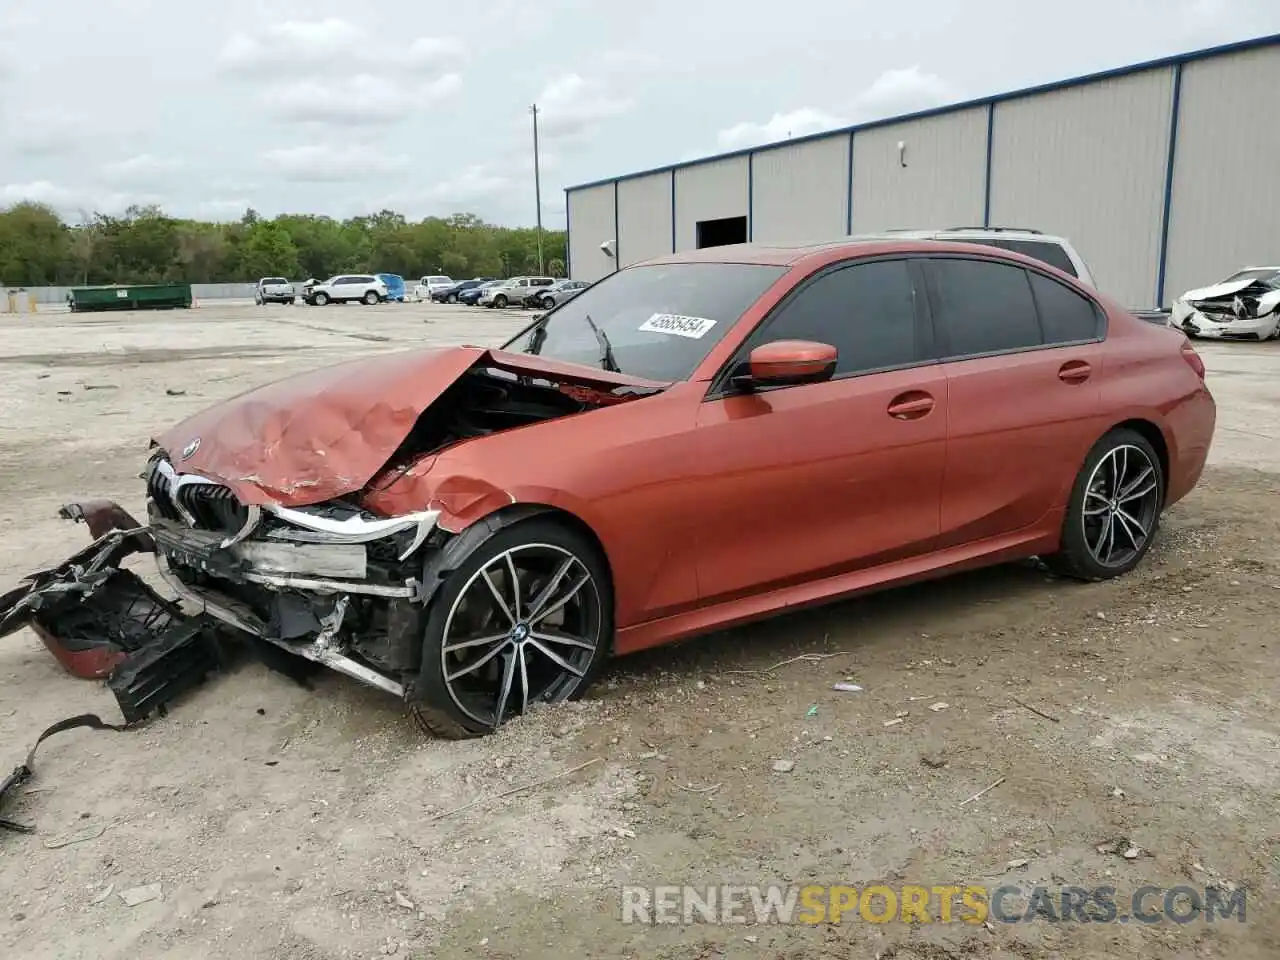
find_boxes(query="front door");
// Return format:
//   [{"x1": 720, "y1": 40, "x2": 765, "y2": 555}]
[{"x1": 692, "y1": 256, "x2": 948, "y2": 604}]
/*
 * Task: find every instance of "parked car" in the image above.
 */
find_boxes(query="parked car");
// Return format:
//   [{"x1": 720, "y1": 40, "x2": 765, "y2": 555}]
[
  {"x1": 459, "y1": 280, "x2": 502, "y2": 306},
  {"x1": 303, "y1": 275, "x2": 388, "y2": 306},
  {"x1": 377, "y1": 274, "x2": 406, "y2": 302},
  {"x1": 414, "y1": 275, "x2": 454, "y2": 300},
  {"x1": 479, "y1": 276, "x2": 555, "y2": 308},
  {"x1": 255, "y1": 277, "x2": 296, "y2": 305},
  {"x1": 432, "y1": 278, "x2": 495, "y2": 303},
  {"x1": 1169, "y1": 266, "x2": 1280, "y2": 340},
  {"x1": 523, "y1": 279, "x2": 589, "y2": 309},
  {"x1": 861, "y1": 227, "x2": 1096, "y2": 287},
  {"x1": 2, "y1": 238, "x2": 1215, "y2": 739}
]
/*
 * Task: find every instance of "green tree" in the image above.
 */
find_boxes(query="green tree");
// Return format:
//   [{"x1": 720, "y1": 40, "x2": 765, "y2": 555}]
[{"x1": 236, "y1": 220, "x2": 300, "y2": 279}]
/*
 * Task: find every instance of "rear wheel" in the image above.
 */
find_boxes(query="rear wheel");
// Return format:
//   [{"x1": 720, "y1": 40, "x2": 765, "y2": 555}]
[
  {"x1": 448, "y1": 293, "x2": 458, "y2": 303},
  {"x1": 363, "y1": 290, "x2": 379, "y2": 305},
  {"x1": 410, "y1": 518, "x2": 612, "y2": 739},
  {"x1": 540, "y1": 295, "x2": 555, "y2": 310},
  {"x1": 1045, "y1": 428, "x2": 1164, "y2": 581}
]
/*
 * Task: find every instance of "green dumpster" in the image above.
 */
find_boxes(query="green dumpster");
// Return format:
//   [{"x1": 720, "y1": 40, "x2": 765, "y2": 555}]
[{"x1": 68, "y1": 283, "x2": 193, "y2": 312}]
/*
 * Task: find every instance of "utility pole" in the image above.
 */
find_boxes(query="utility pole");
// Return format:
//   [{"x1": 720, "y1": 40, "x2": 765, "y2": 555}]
[{"x1": 530, "y1": 103, "x2": 544, "y2": 275}]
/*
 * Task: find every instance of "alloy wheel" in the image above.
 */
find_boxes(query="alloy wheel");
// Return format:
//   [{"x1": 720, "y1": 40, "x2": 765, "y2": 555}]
[
  {"x1": 439, "y1": 543, "x2": 602, "y2": 729},
  {"x1": 1082, "y1": 444, "x2": 1161, "y2": 568}
]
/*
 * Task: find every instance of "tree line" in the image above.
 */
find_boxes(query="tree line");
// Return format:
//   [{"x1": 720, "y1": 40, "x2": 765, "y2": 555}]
[{"x1": 0, "y1": 203, "x2": 567, "y2": 288}]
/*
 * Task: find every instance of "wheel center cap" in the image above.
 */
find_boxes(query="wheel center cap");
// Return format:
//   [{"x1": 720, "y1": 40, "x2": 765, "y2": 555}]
[{"x1": 511, "y1": 622, "x2": 531, "y2": 642}]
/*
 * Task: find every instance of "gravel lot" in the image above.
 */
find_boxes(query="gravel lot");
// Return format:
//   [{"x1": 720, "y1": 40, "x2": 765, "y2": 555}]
[{"x1": 1, "y1": 300, "x2": 1278, "y2": 960}]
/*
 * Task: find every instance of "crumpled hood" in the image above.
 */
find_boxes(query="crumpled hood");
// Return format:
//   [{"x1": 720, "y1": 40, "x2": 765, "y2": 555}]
[
  {"x1": 154, "y1": 345, "x2": 665, "y2": 508},
  {"x1": 1182, "y1": 277, "x2": 1274, "y2": 302}
]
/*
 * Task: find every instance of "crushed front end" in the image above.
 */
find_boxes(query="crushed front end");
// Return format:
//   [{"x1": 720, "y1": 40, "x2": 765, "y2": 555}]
[{"x1": 142, "y1": 451, "x2": 440, "y2": 696}]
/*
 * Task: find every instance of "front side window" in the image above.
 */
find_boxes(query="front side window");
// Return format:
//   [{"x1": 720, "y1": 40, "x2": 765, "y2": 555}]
[
  {"x1": 929, "y1": 257, "x2": 1040, "y2": 357},
  {"x1": 739, "y1": 258, "x2": 924, "y2": 376},
  {"x1": 504, "y1": 262, "x2": 788, "y2": 382}
]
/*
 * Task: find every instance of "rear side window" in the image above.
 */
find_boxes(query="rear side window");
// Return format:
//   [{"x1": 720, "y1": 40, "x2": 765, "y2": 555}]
[
  {"x1": 998, "y1": 239, "x2": 1078, "y2": 278},
  {"x1": 929, "y1": 258, "x2": 1039, "y2": 356},
  {"x1": 1028, "y1": 271, "x2": 1102, "y2": 343},
  {"x1": 745, "y1": 258, "x2": 924, "y2": 376}
]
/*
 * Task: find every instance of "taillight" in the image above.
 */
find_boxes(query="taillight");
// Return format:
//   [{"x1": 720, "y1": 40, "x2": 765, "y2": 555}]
[{"x1": 1181, "y1": 341, "x2": 1205, "y2": 379}]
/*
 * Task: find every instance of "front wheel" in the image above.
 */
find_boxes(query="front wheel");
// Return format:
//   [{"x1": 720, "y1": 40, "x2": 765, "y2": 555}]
[
  {"x1": 540, "y1": 296, "x2": 555, "y2": 310},
  {"x1": 313, "y1": 292, "x2": 329, "y2": 306},
  {"x1": 494, "y1": 294, "x2": 508, "y2": 308},
  {"x1": 447, "y1": 293, "x2": 458, "y2": 303},
  {"x1": 1045, "y1": 428, "x2": 1164, "y2": 581},
  {"x1": 409, "y1": 518, "x2": 613, "y2": 739}
]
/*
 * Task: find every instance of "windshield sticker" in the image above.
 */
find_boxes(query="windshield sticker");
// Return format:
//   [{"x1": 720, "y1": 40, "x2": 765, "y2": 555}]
[{"x1": 639, "y1": 313, "x2": 717, "y2": 339}]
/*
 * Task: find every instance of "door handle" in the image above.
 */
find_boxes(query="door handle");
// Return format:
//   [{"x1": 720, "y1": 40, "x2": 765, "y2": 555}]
[
  {"x1": 887, "y1": 391, "x2": 935, "y2": 420},
  {"x1": 1058, "y1": 360, "x2": 1092, "y2": 383}
]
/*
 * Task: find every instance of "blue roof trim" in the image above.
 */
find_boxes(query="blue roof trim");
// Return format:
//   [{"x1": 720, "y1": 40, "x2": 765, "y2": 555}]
[
  {"x1": 565, "y1": 32, "x2": 1280, "y2": 193},
  {"x1": 982, "y1": 102, "x2": 995, "y2": 227},
  {"x1": 747, "y1": 152, "x2": 754, "y2": 241},
  {"x1": 564, "y1": 188, "x2": 571, "y2": 277}
]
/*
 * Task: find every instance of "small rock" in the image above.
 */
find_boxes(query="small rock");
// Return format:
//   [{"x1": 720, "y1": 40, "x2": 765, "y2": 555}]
[
  {"x1": 1096, "y1": 611, "x2": 1107, "y2": 620},
  {"x1": 1111, "y1": 787, "x2": 1126, "y2": 798},
  {"x1": 929, "y1": 702, "x2": 949, "y2": 712},
  {"x1": 494, "y1": 757, "x2": 508, "y2": 769},
  {"x1": 119, "y1": 883, "x2": 163, "y2": 907},
  {"x1": 612, "y1": 826, "x2": 636, "y2": 839},
  {"x1": 744, "y1": 934, "x2": 759, "y2": 943},
  {"x1": 89, "y1": 884, "x2": 115, "y2": 905},
  {"x1": 1007, "y1": 858, "x2": 1030, "y2": 869},
  {"x1": 695, "y1": 680, "x2": 706, "y2": 690},
  {"x1": 165, "y1": 388, "x2": 186, "y2": 396},
  {"x1": 1132, "y1": 752, "x2": 1161, "y2": 764},
  {"x1": 920, "y1": 755, "x2": 948, "y2": 769},
  {"x1": 394, "y1": 890, "x2": 415, "y2": 910},
  {"x1": 1123, "y1": 845, "x2": 1140, "y2": 860},
  {"x1": 771, "y1": 759, "x2": 795, "y2": 773},
  {"x1": 883, "y1": 718, "x2": 904, "y2": 727}
]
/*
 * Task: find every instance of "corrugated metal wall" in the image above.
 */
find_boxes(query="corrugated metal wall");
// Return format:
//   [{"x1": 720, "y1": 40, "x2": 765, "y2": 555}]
[
  {"x1": 1163, "y1": 44, "x2": 1280, "y2": 304},
  {"x1": 989, "y1": 67, "x2": 1174, "y2": 308},
  {"x1": 751, "y1": 136, "x2": 849, "y2": 243},
  {"x1": 617, "y1": 172, "x2": 673, "y2": 266},
  {"x1": 674, "y1": 156, "x2": 749, "y2": 251},
  {"x1": 566, "y1": 183, "x2": 617, "y2": 282},
  {"x1": 850, "y1": 107, "x2": 987, "y2": 232}
]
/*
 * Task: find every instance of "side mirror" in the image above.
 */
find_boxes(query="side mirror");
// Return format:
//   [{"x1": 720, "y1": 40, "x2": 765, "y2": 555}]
[{"x1": 733, "y1": 340, "x2": 838, "y2": 391}]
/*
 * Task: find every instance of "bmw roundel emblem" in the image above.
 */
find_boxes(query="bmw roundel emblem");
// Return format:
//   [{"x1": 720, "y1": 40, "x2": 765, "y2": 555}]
[{"x1": 180, "y1": 438, "x2": 201, "y2": 460}]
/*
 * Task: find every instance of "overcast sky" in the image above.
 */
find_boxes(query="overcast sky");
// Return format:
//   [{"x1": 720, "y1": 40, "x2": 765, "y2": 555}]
[{"x1": 2, "y1": 0, "x2": 1277, "y2": 228}]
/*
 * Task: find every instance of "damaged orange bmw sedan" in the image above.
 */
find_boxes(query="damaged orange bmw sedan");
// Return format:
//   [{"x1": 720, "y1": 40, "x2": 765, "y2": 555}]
[{"x1": 0, "y1": 240, "x2": 1216, "y2": 737}]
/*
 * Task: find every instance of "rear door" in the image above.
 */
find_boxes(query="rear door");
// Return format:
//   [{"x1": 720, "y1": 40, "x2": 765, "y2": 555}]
[
  {"x1": 693, "y1": 256, "x2": 948, "y2": 603},
  {"x1": 922, "y1": 255, "x2": 1108, "y2": 546}
]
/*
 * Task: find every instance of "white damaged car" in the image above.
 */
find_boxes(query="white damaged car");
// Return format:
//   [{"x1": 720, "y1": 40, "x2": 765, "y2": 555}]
[{"x1": 1170, "y1": 266, "x2": 1280, "y2": 340}]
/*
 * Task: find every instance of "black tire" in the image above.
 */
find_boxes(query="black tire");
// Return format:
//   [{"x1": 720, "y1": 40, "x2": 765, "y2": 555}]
[
  {"x1": 313, "y1": 292, "x2": 329, "y2": 306},
  {"x1": 363, "y1": 290, "x2": 378, "y2": 305},
  {"x1": 409, "y1": 517, "x2": 613, "y2": 739},
  {"x1": 494, "y1": 294, "x2": 508, "y2": 308},
  {"x1": 1044, "y1": 428, "x2": 1165, "y2": 581},
  {"x1": 540, "y1": 296, "x2": 555, "y2": 310},
  {"x1": 447, "y1": 293, "x2": 458, "y2": 303},
  {"x1": 289, "y1": 297, "x2": 297, "y2": 305}
]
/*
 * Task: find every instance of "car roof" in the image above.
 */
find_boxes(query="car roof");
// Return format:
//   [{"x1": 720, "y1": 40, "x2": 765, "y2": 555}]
[{"x1": 635, "y1": 237, "x2": 1074, "y2": 271}]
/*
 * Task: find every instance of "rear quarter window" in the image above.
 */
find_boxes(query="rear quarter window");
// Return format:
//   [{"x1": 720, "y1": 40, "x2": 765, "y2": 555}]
[{"x1": 1027, "y1": 271, "x2": 1103, "y2": 343}]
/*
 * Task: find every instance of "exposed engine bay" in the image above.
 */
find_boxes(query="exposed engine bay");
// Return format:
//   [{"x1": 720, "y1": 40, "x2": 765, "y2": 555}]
[{"x1": 1171, "y1": 270, "x2": 1280, "y2": 341}]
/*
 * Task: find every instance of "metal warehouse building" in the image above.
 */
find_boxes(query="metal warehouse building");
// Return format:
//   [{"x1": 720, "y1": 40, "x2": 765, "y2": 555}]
[{"x1": 564, "y1": 33, "x2": 1280, "y2": 309}]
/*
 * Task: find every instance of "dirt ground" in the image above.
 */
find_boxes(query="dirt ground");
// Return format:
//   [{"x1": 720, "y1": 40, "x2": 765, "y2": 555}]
[{"x1": 1, "y1": 301, "x2": 1278, "y2": 960}]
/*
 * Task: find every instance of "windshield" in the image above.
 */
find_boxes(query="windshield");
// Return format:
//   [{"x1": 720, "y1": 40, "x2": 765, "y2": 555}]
[
  {"x1": 502, "y1": 262, "x2": 788, "y2": 381},
  {"x1": 1225, "y1": 268, "x2": 1280, "y2": 287}
]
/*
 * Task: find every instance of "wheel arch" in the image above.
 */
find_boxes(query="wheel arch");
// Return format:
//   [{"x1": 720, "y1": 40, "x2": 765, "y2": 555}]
[{"x1": 418, "y1": 502, "x2": 615, "y2": 617}]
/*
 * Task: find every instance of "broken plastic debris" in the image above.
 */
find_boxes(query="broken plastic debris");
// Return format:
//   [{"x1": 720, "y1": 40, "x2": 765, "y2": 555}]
[
  {"x1": 119, "y1": 883, "x2": 163, "y2": 907},
  {"x1": 805, "y1": 705, "x2": 818, "y2": 718},
  {"x1": 832, "y1": 683, "x2": 863, "y2": 693},
  {"x1": 883, "y1": 718, "x2": 904, "y2": 727},
  {"x1": 929, "y1": 702, "x2": 950, "y2": 712}
]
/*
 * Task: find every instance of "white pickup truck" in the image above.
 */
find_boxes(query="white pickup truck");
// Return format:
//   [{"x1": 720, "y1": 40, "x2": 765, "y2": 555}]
[
  {"x1": 413, "y1": 275, "x2": 454, "y2": 300},
  {"x1": 255, "y1": 277, "x2": 296, "y2": 305}
]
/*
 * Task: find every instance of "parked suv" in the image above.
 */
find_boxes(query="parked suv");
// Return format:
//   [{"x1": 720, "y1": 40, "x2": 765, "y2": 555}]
[
  {"x1": 414, "y1": 275, "x2": 454, "y2": 300},
  {"x1": 856, "y1": 227, "x2": 1096, "y2": 288},
  {"x1": 304, "y1": 275, "x2": 388, "y2": 306},
  {"x1": 479, "y1": 276, "x2": 555, "y2": 308},
  {"x1": 255, "y1": 277, "x2": 296, "y2": 305}
]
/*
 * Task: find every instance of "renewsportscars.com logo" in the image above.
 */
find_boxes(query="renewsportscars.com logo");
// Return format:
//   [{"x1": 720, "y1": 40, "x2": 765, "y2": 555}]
[{"x1": 620, "y1": 884, "x2": 1246, "y2": 926}]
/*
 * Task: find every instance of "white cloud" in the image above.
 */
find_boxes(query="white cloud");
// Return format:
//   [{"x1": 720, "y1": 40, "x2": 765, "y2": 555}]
[
  {"x1": 428, "y1": 165, "x2": 513, "y2": 203},
  {"x1": 192, "y1": 199, "x2": 251, "y2": 221},
  {"x1": 0, "y1": 180, "x2": 75, "y2": 206},
  {"x1": 262, "y1": 144, "x2": 410, "y2": 182},
  {"x1": 596, "y1": 49, "x2": 664, "y2": 73},
  {"x1": 713, "y1": 66, "x2": 957, "y2": 152},
  {"x1": 535, "y1": 73, "x2": 632, "y2": 141},
  {"x1": 102, "y1": 153, "x2": 183, "y2": 184},
  {"x1": 218, "y1": 18, "x2": 465, "y2": 79},
  {"x1": 853, "y1": 65, "x2": 956, "y2": 119},
  {"x1": 716, "y1": 107, "x2": 847, "y2": 151},
  {"x1": 260, "y1": 73, "x2": 461, "y2": 126}
]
